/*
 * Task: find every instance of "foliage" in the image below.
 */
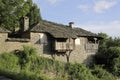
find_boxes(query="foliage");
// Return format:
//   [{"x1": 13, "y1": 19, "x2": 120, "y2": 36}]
[
  {"x1": 0, "y1": 0, "x2": 41, "y2": 32},
  {"x1": 97, "y1": 33, "x2": 108, "y2": 54},
  {"x1": 16, "y1": 45, "x2": 38, "y2": 70},
  {"x1": 66, "y1": 63, "x2": 98, "y2": 80},
  {"x1": 105, "y1": 47, "x2": 120, "y2": 76},
  {"x1": 0, "y1": 70, "x2": 50, "y2": 80},
  {"x1": 0, "y1": 52, "x2": 20, "y2": 72},
  {"x1": 27, "y1": 3, "x2": 41, "y2": 26},
  {"x1": 0, "y1": 45, "x2": 116, "y2": 80},
  {"x1": 95, "y1": 32, "x2": 120, "y2": 77},
  {"x1": 13, "y1": 71, "x2": 50, "y2": 80},
  {"x1": 0, "y1": 46, "x2": 50, "y2": 80},
  {"x1": 92, "y1": 65, "x2": 115, "y2": 80}
]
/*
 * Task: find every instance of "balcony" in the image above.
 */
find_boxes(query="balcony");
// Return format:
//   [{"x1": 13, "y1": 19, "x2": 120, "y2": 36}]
[{"x1": 55, "y1": 42, "x2": 73, "y2": 52}]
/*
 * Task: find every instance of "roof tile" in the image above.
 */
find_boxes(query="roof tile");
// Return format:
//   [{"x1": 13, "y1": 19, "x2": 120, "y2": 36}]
[{"x1": 30, "y1": 20, "x2": 99, "y2": 38}]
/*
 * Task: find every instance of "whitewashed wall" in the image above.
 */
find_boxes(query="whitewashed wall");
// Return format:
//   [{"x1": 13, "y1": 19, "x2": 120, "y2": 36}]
[
  {"x1": 75, "y1": 38, "x2": 80, "y2": 45},
  {"x1": 39, "y1": 33, "x2": 48, "y2": 44}
]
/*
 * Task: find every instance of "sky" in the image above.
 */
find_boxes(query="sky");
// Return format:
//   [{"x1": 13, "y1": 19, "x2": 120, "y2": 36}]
[{"x1": 33, "y1": 0, "x2": 120, "y2": 37}]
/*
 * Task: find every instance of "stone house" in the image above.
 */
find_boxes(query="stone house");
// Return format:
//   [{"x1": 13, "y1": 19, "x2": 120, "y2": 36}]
[{"x1": 0, "y1": 17, "x2": 102, "y2": 64}]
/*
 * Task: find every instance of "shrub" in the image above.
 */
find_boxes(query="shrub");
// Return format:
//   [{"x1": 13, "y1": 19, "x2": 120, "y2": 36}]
[
  {"x1": 96, "y1": 47, "x2": 120, "y2": 76},
  {"x1": 66, "y1": 63, "x2": 98, "y2": 80},
  {"x1": 13, "y1": 71, "x2": 50, "y2": 80},
  {"x1": 0, "y1": 45, "x2": 117, "y2": 80},
  {"x1": 105, "y1": 47, "x2": 120, "y2": 76},
  {"x1": 92, "y1": 65, "x2": 116, "y2": 80},
  {"x1": 16, "y1": 45, "x2": 38, "y2": 70},
  {"x1": 0, "y1": 52, "x2": 20, "y2": 72}
]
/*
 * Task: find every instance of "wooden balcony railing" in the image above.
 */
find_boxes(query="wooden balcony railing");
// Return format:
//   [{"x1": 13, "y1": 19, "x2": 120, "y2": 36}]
[{"x1": 55, "y1": 42, "x2": 73, "y2": 52}]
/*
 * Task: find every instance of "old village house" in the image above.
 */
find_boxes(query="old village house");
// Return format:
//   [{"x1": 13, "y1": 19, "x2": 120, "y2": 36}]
[{"x1": 0, "y1": 17, "x2": 102, "y2": 64}]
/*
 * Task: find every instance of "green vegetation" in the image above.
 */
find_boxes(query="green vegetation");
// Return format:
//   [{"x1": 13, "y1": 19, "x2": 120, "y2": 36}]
[
  {"x1": 95, "y1": 33, "x2": 120, "y2": 77},
  {"x1": 0, "y1": 0, "x2": 119, "y2": 79},
  {"x1": 0, "y1": 45, "x2": 116, "y2": 80},
  {"x1": 0, "y1": 0, "x2": 41, "y2": 32}
]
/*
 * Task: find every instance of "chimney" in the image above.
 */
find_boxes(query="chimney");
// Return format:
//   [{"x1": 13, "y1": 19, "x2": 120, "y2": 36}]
[
  {"x1": 23, "y1": 16, "x2": 29, "y2": 31},
  {"x1": 69, "y1": 22, "x2": 74, "y2": 28}
]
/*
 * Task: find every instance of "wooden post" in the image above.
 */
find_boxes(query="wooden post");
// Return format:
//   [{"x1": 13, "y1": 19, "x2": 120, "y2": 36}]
[{"x1": 65, "y1": 50, "x2": 72, "y2": 63}]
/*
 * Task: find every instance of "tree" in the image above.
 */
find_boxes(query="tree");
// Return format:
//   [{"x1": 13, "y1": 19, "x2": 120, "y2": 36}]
[
  {"x1": 0, "y1": 0, "x2": 26, "y2": 32},
  {"x1": 27, "y1": 3, "x2": 42, "y2": 26},
  {"x1": 0, "y1": 0, "x2": 42, "y2": 33},
  {"x1": 95, "y1": 33, "x2": 120, "y2": 76},
  {"x1": 95, "y1": 33, "x2": 108, "y2": 64},
  {"x1": 98, "y1": 33, "x2": 108, "y2": 46}
]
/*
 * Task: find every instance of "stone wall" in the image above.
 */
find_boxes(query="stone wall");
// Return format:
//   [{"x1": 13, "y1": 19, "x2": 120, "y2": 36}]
[
  {"x1": 0, "y1": 33, "x2": 8, "y2": 53},
  {"x1": 69, "y1": 37, "x2": 87, "y2": 63},
  {"x1": 0, "y1": 33, "x2": 31, "y2": 53},
  {"x1": 53, "y1": 37, "x2": 97, "y2": 64},
  {"x1": 5, "y1": 41, "x2": 31, "y2": 52},
  {"x1": 70, "y1": 37, "x2": 96, "y2": 64},
  {"x1": 30, "y1": 32, "x2": 53, "y2": 56},
  {"x1": 0, "y1": 32, "x2": 97, "y2": 64}
]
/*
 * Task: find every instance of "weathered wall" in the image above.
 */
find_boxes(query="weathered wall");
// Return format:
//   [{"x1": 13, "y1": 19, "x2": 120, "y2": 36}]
[
  {"x1": 0, "y1": 33, "x2": 8, "y2": 53},
  {"x1": 30, "y1": 32, "x2": 53, "y2": 56},
  {"x1": 53, "y1": 37, "x2": 97, "y2": 64},
  {"x1": 0, "y1": 33, "x2": 31, "y2": 53},
  {"x1": 70, "y1": 37, "x2": 87, "y2": 63},
  {"x1": 5, "y1": 41, "x2": 31, "y2": 52},
  {"x1": 0, "y1": 32, "x2": 97, "y2": 64},
  {"x1": 70, "y1": 37, "x2": 96, "y2": 64}
]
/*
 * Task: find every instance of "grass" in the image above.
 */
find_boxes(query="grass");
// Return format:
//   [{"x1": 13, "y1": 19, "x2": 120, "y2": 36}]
[{"x1": 0, "y1": 45, "x2": 116, "y2": 80}]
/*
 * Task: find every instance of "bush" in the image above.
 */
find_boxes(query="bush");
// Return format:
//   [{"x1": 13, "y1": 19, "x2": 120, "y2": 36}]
[
  {"x1": 13, "y1": 71, "x2": 50, "y2": 80},
  {"x1": 66, "y1": 63, "x2": 98, "y2": 80},
  {"x1": 16, "y1": 45, "x2": 38, "y2": 70},
  {"x1": 96, "y1": 47, "x2": 120, "y2": 76},
  {"x1": 92, "y1": 65, "x2": 115, "y2": 80},
  {"x1": 0, "y1": 45, "x2": 116, "y2": 80},
  {"x1": 105, "y1": 47, "x2": 120, "y2": 76},
  {"x1": 0, "y1": 52, "x2": 20, "y2": 72}
]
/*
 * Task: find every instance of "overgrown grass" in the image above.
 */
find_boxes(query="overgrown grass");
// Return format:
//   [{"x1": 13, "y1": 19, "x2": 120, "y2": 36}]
[
  {"x1": 0, "y1": 52, "x2": 20, "y2": 73},
  {"x1": 0, "y1": 45, "x2": 116, "y2": 80}
]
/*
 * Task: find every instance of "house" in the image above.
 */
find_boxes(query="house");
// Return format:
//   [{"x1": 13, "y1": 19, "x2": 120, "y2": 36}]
[{"x1": 0, "y1": 17, "x2": 102, "y2": 64}]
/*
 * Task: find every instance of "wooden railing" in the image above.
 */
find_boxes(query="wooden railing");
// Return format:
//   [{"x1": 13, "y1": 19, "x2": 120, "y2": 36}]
[
  {"x1": 55, "y1": 42, "x2": 73, "y2": 51},
  {"x1": 55, "y1": 42, "x2": 66, "y2": 50}
]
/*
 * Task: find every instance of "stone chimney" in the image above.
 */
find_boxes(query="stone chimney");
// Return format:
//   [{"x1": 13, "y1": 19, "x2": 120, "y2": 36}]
[
  {"x1": 23, "y1": 16, "x2": 29, "y2": 31},
  {"x1": 69, "y1": 22, "x2": 74, "y2": 28}
]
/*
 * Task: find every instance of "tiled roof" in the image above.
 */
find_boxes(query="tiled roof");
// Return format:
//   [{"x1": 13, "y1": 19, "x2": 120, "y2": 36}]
[
  {"x1": 30, "y1": 20, "x2": 77, "y2": 38},
  {"x1": 30, "y1": 20, "x2": 100, "y2": 38},
  {"x1": 73, "y1": 28, "x2": 98, "y2": 37}
]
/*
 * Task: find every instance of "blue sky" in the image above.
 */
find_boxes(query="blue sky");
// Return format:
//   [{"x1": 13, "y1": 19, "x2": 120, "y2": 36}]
[{"x1": 33, "y1": 0, "x2": 120, "y2": 37}]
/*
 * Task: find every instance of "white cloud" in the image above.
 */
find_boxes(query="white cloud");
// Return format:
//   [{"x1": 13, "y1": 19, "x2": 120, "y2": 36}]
[
  {"x1": 93, "y1": 0, "x2": 117, "y2": 13},
  {"x1": 77, "y1": 0, "x2": 119, "y2": 13},
  {"x1": 78, "y1": 5, "x2": 90, "y2": 12},
  {"x1": 47, "y1": 0, "x2": 63, "y2": 4},
  {"x1": 78, "y1": 21, "x2": 120, "y2": 37}
]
